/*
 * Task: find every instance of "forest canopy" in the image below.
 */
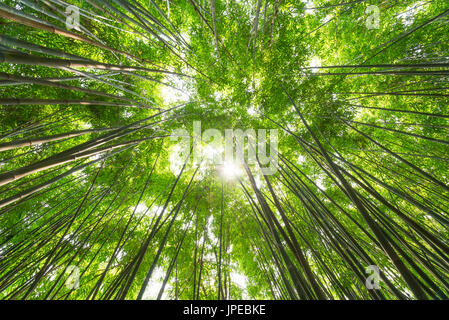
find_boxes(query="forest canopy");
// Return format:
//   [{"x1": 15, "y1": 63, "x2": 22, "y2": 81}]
[{"x1": 0, "y1": 0, "x2": 448, "y2": 300}]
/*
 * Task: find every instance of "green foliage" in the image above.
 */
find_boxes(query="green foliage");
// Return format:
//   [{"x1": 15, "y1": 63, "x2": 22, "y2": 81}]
[{"x1": 0, "y1": 0, "x2": 448, "y2": 300}]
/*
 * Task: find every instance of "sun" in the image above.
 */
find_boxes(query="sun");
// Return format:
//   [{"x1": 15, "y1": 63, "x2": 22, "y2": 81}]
[{"x1": 219, "y1": 161, "x2": 243, "y2": 180}]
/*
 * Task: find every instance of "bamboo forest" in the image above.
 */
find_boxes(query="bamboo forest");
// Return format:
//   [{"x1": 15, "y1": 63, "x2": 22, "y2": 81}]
[{"x1": 0, "y1": 0, "x2": 448, "y2": 301}]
